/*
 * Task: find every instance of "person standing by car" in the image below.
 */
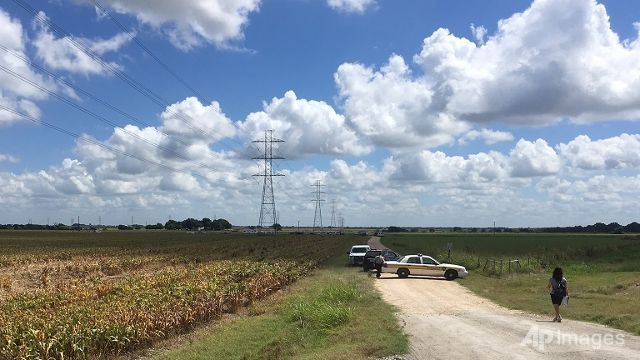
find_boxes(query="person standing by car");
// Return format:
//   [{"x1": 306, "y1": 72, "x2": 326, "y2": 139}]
[
  {"x1": 374, "y1": 253, "x2": 385, "y2": 278},
  {"x1": 548, "y1": 267, "x2": 568, "y2": 322}
]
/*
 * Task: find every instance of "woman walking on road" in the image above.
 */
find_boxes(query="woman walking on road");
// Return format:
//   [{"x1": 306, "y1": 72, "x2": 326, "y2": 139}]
[{"x1": 548, "y1": 267, "x2": 568, "y2": 322}]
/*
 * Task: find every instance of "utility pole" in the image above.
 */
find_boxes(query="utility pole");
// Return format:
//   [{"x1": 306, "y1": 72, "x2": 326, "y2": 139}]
[
  {"x1": 252, "y1": 130, "x2": 285, "y2": 233},
  {"x1": 311, "y1": 180, "x2": 326, "y2": 232}
]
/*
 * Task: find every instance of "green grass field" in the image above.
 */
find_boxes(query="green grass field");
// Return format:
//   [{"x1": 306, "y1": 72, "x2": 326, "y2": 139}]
[{"x1": 382, "y1": 232, "x2": 640, "y2": 335}]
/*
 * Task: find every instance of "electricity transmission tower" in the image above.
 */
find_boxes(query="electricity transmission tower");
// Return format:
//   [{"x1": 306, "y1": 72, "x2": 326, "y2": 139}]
[
  {"x1": 311, "y1": 180, "x2": 326, "y2": 232},
  {"x1": 329, "y1": 199, "x2": 337, "y2": 229},
  {"x1": 337, "y1": 213, "x2": 345, "y2": 233},
  {"x1": 253, "y1": 130, "x2": 284, "y2": 232}
]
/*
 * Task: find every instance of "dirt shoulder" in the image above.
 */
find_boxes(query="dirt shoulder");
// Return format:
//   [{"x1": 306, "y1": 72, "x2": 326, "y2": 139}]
[{"x1": 369, "y1": 237, "x2": 640, "y2": 360}]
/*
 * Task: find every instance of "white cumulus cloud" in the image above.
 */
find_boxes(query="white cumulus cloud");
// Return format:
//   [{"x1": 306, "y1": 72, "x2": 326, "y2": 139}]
[
  {"x1": 86, "y1": 0, "x2": 261, "y2": 50},
  {"x1": 460, "y1": 128, "x2": 514, "y2": 145},
  {"x1": 334, "y1": 0, "x2": 640, "y2": 150},
  {"x1": 469, "y1": 23, "x2": 487, "y2": 45},
  {"x1": 327, "y1": 0, "x2": 376, "y2": 14},
  {"x1": 242, "y1": 90, "x2": 371, "y2": 157},
  {"x1": 558, "y1": 133, "x2": 640, "y2": 170},
  {"x1": 32, "y1": 11, "x2": 133, "y2": 76},
  {"x1": 414, "y1": 0, "x2": 640, "y2": 124},
  {"x1": 0, "y1": 8, "x2": 57, "y2": 126},
  {"x1": 0, "y1": 153, "x2": 19, "y2": 163},
  {"x1": 509, "y1": 139, "x2": 561, "y2": 177},
  {"x1": 335, "y1": 55, "x2": 469, "y2": 148}
]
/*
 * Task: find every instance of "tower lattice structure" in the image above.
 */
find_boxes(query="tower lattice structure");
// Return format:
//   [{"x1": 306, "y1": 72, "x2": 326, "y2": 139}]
[
  {"x1": 329, "y1": 199, "x2": 336, "y2": 229},
  {"x1": 311, "y1": 180, "x2": 325, "y2": 232},
  {"x1": 253, "y1": 130, "x2": 284, "y2": 231}
]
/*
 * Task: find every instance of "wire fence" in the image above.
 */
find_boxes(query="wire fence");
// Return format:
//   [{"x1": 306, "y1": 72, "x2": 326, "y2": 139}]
[{"x1": 437, "y1": 252, "x2": 567, "y2": 278}]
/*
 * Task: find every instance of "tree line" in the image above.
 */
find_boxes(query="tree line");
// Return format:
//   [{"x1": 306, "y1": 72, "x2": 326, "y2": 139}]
[
  {"x1": 385, "y1": 222, "x2": 640, "y2": 234},
  {"x1": 0, "y1": 217, "x2": 233, "y2": 231}
]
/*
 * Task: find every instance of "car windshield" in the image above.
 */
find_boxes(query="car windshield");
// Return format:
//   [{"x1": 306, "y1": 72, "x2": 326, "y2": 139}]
[{"x1": 351, "y1": 247, "x2": 368, "y2": 254}]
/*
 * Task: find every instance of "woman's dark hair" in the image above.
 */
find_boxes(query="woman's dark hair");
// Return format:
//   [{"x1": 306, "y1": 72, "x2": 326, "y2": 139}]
[{"x1": 552, "y1": 267, "x2": 563, "y2": 282}]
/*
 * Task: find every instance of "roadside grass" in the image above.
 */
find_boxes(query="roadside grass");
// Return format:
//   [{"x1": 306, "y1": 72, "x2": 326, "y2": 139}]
[
  {"x1": 382, "y1": 232, "x2": 640, "y2": 336},
  {"x1": 149, "y1": 257, "x2": 408, "y2": 360}
]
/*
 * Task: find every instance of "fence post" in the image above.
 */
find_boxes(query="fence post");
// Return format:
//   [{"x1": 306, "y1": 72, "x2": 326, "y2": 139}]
[{"x1": 508, "y1": 260, "x2": 511, "y2": 274}]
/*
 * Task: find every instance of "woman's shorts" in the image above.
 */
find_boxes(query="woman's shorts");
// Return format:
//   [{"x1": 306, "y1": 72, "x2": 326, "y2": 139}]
[{"x1": 551, "y1": 294, "x2": 563, "y2": 305}]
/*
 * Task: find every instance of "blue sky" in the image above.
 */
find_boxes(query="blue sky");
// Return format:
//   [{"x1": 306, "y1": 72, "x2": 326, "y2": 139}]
[{"x1": 0, "y1": 0, "x2": 639, "y2": 226}]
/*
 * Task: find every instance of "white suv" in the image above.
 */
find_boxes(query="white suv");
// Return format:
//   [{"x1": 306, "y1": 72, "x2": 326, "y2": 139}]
[{"x1": 347, "y1": 245, "x2": 370, "y2": 265}]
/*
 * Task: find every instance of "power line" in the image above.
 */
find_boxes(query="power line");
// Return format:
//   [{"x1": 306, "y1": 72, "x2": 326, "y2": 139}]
[
  {"x1": 0, "y1": 43, "x2": 200, "y2": 151},
  {"x1": 0, "y1": 62, "x2": 219, "y2": 172},
  {"x1": 0, "y1": 44, "x2": 263, "y2": 175},
  {"x1": 90, "y1": 0, "x2": 255, "y2": 151},
  {"x1": 91, "y1": 0, "x2": 205, "y2": 101},
  {"x1": 9, "y1": 0, "x2": 248, "y2": 153},
  {"x1": 0, "y1": 105, "x2": 209, "y2": 180},
  {"x1": 0, "y1": 43, "x2": 263, "y2": 180}
]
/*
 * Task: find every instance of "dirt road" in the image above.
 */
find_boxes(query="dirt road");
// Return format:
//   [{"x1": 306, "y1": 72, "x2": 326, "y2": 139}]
[{"x1": 368, "y1": 237, "x2": 640, "y2": 360}]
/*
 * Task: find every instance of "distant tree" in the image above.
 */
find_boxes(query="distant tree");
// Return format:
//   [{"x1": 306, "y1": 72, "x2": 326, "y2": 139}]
[
  {"x1": 202, "y1": 218, "x2": 213, "y2": 230},
  {"x1": 117, "y1": 225, "x2": 131, "y2": 230},
  {"x1": 145, "y1": 223, "x2": 164, "y2": 230},
  {"x1": 181, "y1": 218, "x2": 202, "y2": 230},
  {"x1": 387, "y1": 226, "x2": 408, "y2": 233},
  {"x1": 212, "y1": 218, "x2": 232, "y2": 230},
  {"x1": 624, "y1": 222, "x2": 640, "y2": 233},
  {"x1": 164, "y1": 220, "x2": 181, "y2": 230},
  {"x1": 272, "y1": 223, "x2": 282, "y2": 231}
]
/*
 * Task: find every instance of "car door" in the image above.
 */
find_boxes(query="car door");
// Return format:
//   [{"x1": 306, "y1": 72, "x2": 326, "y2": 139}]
[
  {"x1": 404, "y1": 256, "x2": 425, "y2": 275},
  {"x1": 382, "y1": 250, "x2": 399, "y2": 261},
  {"x1": 421, "y1": 256, "x2": 444, "y2": 277}
]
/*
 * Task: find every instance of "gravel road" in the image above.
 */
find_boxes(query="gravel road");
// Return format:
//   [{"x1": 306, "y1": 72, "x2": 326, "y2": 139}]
[{"x1": 368, "y1": 237, "x2": 640, "y2": 360}]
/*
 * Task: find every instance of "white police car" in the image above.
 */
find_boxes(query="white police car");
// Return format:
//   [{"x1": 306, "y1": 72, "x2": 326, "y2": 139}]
[
  {"x1": 381, "y1": 254, "x2": 468, "y2": 280},
  {"x1": 347, "y1": 245, "x2": 370, "y2": 265}
]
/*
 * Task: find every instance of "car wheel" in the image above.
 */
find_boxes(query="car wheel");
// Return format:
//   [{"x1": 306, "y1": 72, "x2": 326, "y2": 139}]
[
  {"x1": 444, "y1": 269, "x2": 458, "y2": 281},
  {"x1": 397, "y1": 268, "x2": 410, "y2": 278}
]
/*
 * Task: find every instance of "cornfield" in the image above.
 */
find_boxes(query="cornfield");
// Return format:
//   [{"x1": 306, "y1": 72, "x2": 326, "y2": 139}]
[{"x1": 0, "y1": 231, "x2": 354, "y2": 359}]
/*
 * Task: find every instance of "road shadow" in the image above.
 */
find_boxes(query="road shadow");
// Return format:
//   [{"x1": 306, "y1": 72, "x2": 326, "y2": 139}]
[{"x1": 376, "y1": 275, "x2": 448, "y2": 281}]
